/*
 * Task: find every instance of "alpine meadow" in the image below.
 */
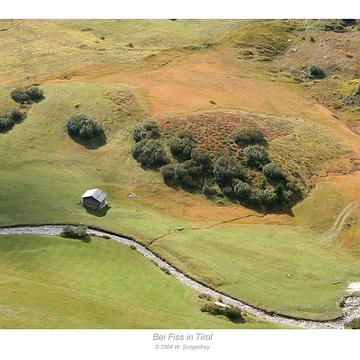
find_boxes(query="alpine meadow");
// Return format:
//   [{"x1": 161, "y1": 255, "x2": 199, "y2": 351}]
[{"x1": 0, "y1": 19, "x2": 360, "y2": 329}]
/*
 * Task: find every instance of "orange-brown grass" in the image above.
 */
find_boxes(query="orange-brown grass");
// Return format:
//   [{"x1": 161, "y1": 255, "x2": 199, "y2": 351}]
[
  {"x1": 156, "y1": 109, "x2": 349, "y2": 184},
  {"x1": 159, "y1": 110, "x2": 291, "y2": 159}
]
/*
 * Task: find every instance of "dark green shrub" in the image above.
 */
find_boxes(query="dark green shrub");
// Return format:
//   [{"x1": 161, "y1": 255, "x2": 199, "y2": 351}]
[
  {"x1": 67, "y1": 114, "x2": 103, "y2": 140},
  {"x1": 318, "y1": 20, "x2": 346, "y2": 33},
  {"x1": 61, "y1": 225, "x2": 89, "y2": 240},
  {"x1": 308, "y1": 64, "x2": 326, "y2": 79},
  {"x1": 9, "y1": 108, "x2": 25, "y2": 122},
  {"x1": 169, "y1": 132, "x2": 195, "y2": 162},
  {"x1": 160, "y1": 164, "x2": 177, "y2": 184},
  {"x1": 191, "y1": 148, "x2": 212, "y2": 168},
  {"x1": 259, "y1": 188, "x2": 278, "y2": 208},
  {"x1": 132, "y1": 121, "x2": 160, "y2": 142},
  {"x1": 286, "y1": 179, "x2": 302, "y2": 197},
  {"x1": 10, "y1": 88, "x2": 31, "y2": 104},
  {"x1": 221, "y1": 185, "x2": 234, "y2": 197},
  {"x1": 26, "y1": 86, "x2": 44, "y2": 101},
  {"x1": 346, "y1": 318, "x2": 360, "y2": 329},
  {"x1": 200, "y1": 303, "x2": 245, "y2": 323},
  {"x1": 202, "y1": 184, "x2": 219, "y2": 197},
  {"x1": 0, "y1": 108, "x2": 26, "y2": 132},
  {"x1": 175, "y1": 159, "x2": 204, "y2": 189},
  {"x1": 0, "y1": 116, "x2": 13, "y2": 132},
  {"x1": 310, "y1": 36, "x2": 315, "y2": 42},
  {"x1": 243, "y1": 145, "x2": 270, "y2": 169},
  {"x1": 213, "y1": 157, "x2": 247, "y2": 186},
  {"x1": 274, "y1": 183, "x2": 286, "y2": 203},
  {"x1": 132, "y1": 139, "x2": 169, "y2": 168},
  {"x1": 10, "y1": 86, "x2": 44, "y2": 104},
  {"x1": 263, "y1": 163, "x2": 286, "y2": 181},
  {"x1": 233, "y1": 180, "x2": 252, "y2": 201},
  {"x1": 249, "y1": 188, "x2": 262, "y2": 206},
  {"x1": 233, "y1": 128, "x2": 265, "y2": 146}
]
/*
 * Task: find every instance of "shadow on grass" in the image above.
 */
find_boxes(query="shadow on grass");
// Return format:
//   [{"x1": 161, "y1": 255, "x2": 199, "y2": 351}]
[
  {"x1": 69, "y1": 132, "x2": 107, "y2": 149},
  {"x1": 61, "y1": 234, "x2": 92, "y2": 243}
]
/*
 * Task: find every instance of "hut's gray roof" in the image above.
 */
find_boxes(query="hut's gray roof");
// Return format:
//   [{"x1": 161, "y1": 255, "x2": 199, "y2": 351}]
[{"x1": 81, "y1": 188, "x2": 107, "y2": 202}]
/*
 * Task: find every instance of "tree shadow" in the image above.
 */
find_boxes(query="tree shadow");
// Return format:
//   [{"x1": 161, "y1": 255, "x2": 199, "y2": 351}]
[
  {"x1": 228, "y1": 316, "x2": 246, "y2": 324},
  {"x1": 69, "y1": 131, "x2": 107, "y2": 149},
  {"x1": 32, "y1": 95, "x2": 45, "y2": 103}
]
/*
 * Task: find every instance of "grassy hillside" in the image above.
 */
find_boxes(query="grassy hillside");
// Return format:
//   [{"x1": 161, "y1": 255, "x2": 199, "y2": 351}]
[
  {"x1": 0, "y1": 234, "x2": 280, "y2": 328},
  {"x1": 0, "y1": 19, "x2": 247, "y2": 86}
]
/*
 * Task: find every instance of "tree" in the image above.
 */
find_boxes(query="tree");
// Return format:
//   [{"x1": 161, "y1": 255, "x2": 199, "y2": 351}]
[
  {"x1": 175, "y1": 159, "x2": 204, "y2": 189},
  {"x1": 0, "y1": 108, "x2": 26, "y2": 132},
  {"x1": 202, "y1": 184, "x2": 219, "y2": 197},
  {"x1": 132, "y1": 121, "x2": 160, "y2": 142},
  {"x1": 243, "y1": 145, "x2": 270, "y2": 169},
  {"x1": 132, "y1": 139, "x2": 169, "y2": 168},
  {"x1": 285, "y1": 179, "x2": 303, "y2": 201},
  {"x1": 10, "y1": 86, "x2": 44, "y2": 104},
  {"x1": 160, "y1": 164, "x2": 177, "y2": 184},
  {"x1": 9, "y1": 108, "x2": 25, "y2": 122},
  {"x1": 169, "y1": 132, "x2": 195, "y2": 162},
  {"x1": 61, "y1": 225, "x2": 88, "y2": 239},
  {"x1": 10, "y1": 88, "x2": 30, "y2": 104},
  {"x1": 308, "y1": 64, "x2": 326, "y2": 79},
  {"x1": 66, "y1": 114, "x2": 103, "y2": 139},
  {"x1": 0, "y1": 116, "x2": 13, "y2": 132},
  {"x1": 191, "y1": 148, "x2": 212, "y2": 167},
  {"x1": 26, "y1": 86, "x2": 44, "y2": 101},
  {"x1": 233, "y1": 180, "x2": 252, "y2": 201},
  {"x1": 233, "y1": 128, "x2": 265, "y2": 146},
  {"x1": 263, "y1": 163, "x2": 286, "y2": 181},
  {"x1": 213, "y1": 157, "x2": 247, "y2": 186},
  {"x1": 260, "y1": 188, "x2": 278, "y2": 208}
]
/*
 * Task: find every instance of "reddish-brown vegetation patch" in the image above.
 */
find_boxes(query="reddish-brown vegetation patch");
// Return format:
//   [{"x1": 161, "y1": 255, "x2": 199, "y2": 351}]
[{"x1": 159, "y1": 110, "x2": 292, "y2": 159}]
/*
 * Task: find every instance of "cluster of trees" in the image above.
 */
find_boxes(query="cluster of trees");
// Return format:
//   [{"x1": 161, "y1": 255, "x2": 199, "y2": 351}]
[
  {"x1": 131, "y1": 123, "x2": 302, "y2": 211},
  {"x1": 0, "y1": 108, "x2": 26, "y2": 132},
  {"x1": 11, "y1": 86, "x2": 44, "y2": 104},
  {"x1": 66, "y1": 114, "x2": 103, "y2": 140},
  {"x1": 132, "y1": 121, "x2": 169, "y2": 168},
  {"x1": 132, "y1": 121, "x2": 160, "y2": 142},
  {"x1": 1, "y1": 87, "x2": 42, "y2": 133}
]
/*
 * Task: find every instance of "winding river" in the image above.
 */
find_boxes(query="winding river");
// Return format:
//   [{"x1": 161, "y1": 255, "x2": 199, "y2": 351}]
[{"x1": 0, "y1": 225, "x2": 359, "y2": 329}]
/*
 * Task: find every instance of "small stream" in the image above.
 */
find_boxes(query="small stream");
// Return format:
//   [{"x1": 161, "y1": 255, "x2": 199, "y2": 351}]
[{"x1": 0, "y1": 225, "x2": 359, "y2": 329}]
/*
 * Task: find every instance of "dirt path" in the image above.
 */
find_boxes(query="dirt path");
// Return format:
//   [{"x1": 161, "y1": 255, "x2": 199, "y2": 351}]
[
  {"x1": 320, "y1": 201, "x2": 360, "y2": 244},
  {"x1": 0, "y1": 224, "x2": 359, "y2": 329}
]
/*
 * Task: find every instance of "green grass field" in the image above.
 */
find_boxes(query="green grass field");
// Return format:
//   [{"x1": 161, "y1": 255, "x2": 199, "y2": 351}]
[
  {"x1": 150, "y1": 223, "x2": 360, "y2": 320},
  {"x1": 0, "y1": 234, "x2": 280, "y2": 328}
]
